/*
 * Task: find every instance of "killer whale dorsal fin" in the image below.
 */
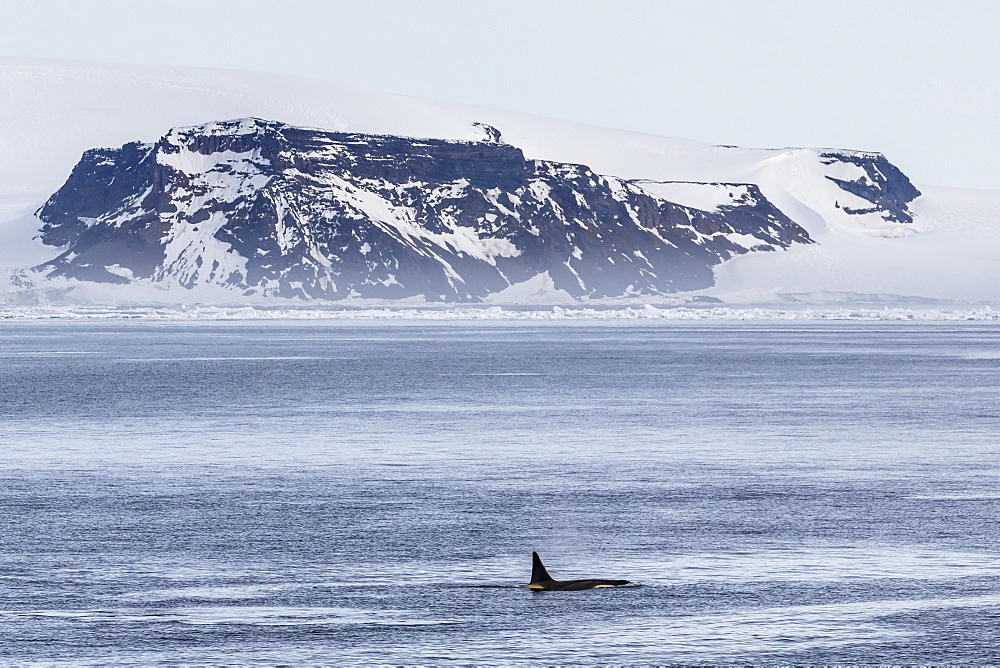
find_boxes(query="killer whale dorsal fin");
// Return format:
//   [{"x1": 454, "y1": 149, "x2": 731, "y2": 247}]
[{"x1": 531, "y1": 551, "x2": 553, "y2": 584}]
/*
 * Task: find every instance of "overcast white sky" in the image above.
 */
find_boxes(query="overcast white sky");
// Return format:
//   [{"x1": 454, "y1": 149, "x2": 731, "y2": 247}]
[{"x1": 2, "y1": 0, "x2": 998, "y2": 189}]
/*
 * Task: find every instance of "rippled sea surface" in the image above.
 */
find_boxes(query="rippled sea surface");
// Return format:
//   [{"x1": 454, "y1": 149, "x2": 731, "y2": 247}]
[{"x1": 1, "y1": 320, "x2": 999, "y2": 664}]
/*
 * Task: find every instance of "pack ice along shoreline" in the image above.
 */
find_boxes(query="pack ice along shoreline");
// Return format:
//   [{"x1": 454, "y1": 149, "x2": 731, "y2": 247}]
[{"x1": 1, "y1": 304, "x2": 997, "y2": 322}]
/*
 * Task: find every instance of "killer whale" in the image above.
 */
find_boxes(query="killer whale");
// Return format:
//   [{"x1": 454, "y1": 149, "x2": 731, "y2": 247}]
[{"x1": 521, "y1": 552, "x2": 631, "y2": 591}]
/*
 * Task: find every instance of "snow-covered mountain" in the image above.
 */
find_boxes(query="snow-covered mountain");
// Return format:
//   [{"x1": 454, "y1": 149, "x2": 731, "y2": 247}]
[
  {"x1": 2, "y1": 57, "x2": 998, "y2": 305},
  {"x1": 35, "y1": 118, "x2": 817, "y2": 301}
]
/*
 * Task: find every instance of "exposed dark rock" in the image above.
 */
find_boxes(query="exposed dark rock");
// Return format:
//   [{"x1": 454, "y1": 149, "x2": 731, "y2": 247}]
[{"x1": 821, "y1": 151, "x2": 921, "y2": 224}]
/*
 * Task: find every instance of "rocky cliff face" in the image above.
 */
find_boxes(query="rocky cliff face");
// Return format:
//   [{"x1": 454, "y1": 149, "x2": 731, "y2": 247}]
[{"x1": 37, "y1": 118, "x2": 820, "y2": 301}]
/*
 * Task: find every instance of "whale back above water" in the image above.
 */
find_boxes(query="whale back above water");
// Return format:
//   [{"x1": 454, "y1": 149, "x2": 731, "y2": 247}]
[{"x1": 522, "y1": 552, "x2": 631, "y2": 591}]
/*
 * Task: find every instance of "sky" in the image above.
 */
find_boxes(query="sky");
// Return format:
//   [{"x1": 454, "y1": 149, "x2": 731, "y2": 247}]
[{"x1": 2, "y1": 0, "x2": 999, "y2": 190}]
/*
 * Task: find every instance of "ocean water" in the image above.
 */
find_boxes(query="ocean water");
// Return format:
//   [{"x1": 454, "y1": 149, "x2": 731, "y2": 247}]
[{"x1": 1, "y1": 320, "x2": 998, "y2": 664}]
